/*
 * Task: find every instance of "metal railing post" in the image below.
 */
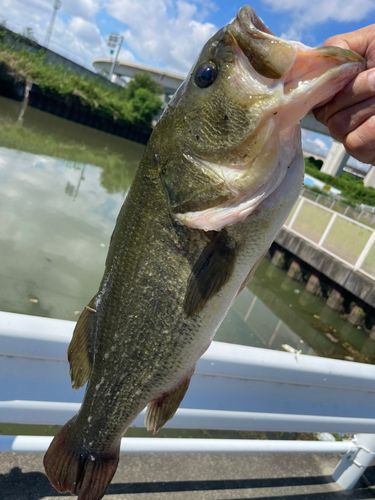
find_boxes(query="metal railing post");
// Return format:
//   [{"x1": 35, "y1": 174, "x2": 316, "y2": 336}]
[{"x1": 332, "y1": 434, "x2": 375, "y2": 489}]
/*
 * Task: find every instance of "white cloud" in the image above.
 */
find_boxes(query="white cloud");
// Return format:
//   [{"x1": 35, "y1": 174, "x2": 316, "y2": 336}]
[
  {"x1": 2, "y1": 0, "x2": 119, "y2": 71},
  {"x1": 2, "y1": 0, "x2": 101, "y2": 39},
  {"x1": 2, "y1": 0, "x2": 218, "y2": 74},
  {"x1": 104, "y1": 0, "x2": 217, "y2": 73},
  {"x1": 118, "y1": 47, "x2": 135, "y2": 63},
  {"x1": 313, "y1": 138, "x2": 329, "y2": 155},
  {"x1": 263, "y1": 0, "x2": 375, "y2": 40},
  {"x1": 70, "y1": 17, "x2": 102, "y2": 46},
  {"x1": 60, "y1": 0, "x2": 101, "y2": 22},
  {"x1": 302, "y1": 129, "x2": 332, "y2": 156},
  {"x1": 47, "y1": 16, "x2": 109, "y2": 69}
]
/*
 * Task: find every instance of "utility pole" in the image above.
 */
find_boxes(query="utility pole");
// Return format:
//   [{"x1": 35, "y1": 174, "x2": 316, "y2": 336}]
[
  {"x1": 107, "y1": 33, "x2": 124, "y2": 81},
  {"x1": 44, "y1": 0, "x2": 62, "y2": 48}
]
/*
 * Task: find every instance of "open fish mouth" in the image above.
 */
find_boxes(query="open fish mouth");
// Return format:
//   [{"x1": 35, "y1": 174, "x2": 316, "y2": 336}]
[
  {"x1": 175, "y1": 6, "x2": 365, "y2": 232},
  {"x1": 232, "y1": 5, "x2": 365, "y2": 109}
]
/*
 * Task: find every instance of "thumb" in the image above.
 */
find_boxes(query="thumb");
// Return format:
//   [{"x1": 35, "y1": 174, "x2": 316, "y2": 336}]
[
  {"x1": 323, "y1": 36, "x2": 350, "y2": 51},
  {"x1": 322, "y1": 25, "x2": 375, "y2": 61}
]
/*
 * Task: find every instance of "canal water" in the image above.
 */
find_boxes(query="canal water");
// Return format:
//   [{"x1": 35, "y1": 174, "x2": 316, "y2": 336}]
[{"x1": 1, "y1": 95, "x2": 374, "y2": 366}]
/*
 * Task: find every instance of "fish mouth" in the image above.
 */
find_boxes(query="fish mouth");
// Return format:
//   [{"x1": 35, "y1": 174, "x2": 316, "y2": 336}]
[
  {"x1": 231, "y1": 5, "x2": 366, "y2": 116},
  {"x1": 175, "y1": 7, "x2": 366, "y2": 232}
]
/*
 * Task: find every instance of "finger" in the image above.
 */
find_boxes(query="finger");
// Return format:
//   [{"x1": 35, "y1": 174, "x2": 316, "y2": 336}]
[
  {"x1": 313, "y1": 68, "x2": 375, "y2": 125},
  {"x1": 323, "y1": 25, "x2": 375, "y2": 65},
  {"x1": 343, "y1": 115, "x2": 375, "y2": 165},
  {"x1": 324, "y1": 96, "x2": 375, "y2": 142}
]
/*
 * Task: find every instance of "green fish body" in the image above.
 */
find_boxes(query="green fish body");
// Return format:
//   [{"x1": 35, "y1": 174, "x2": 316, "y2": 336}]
[{"x1": 44, "y1": 6, "x2": 365, "y2": 499}]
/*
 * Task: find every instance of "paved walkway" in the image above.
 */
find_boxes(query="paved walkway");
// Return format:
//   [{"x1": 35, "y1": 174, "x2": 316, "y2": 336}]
[{"x1": 0, "y1": 451, "x2": 374, "y2": 500}]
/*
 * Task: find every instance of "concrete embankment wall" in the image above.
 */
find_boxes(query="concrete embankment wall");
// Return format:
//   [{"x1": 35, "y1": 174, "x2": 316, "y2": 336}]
[
  {"x1": 275, "y1": 228, "x2": 375, "y2": 309},
  {"x1": 271, "y1": 228, "x2": 375, "y2": 334}
]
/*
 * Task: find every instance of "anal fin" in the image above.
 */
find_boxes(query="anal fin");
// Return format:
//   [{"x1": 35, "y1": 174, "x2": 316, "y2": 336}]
[
  {"x1": 68, "y1": 296, "x2": 97, "y2": 390},
  {"x1": 145, "y1": 369, "x2": 194, "y2": 435}
]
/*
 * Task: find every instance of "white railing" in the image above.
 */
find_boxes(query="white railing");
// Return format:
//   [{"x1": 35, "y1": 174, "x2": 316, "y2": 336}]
[
  {"x1": 1, "y1": 311, "x2": 375, "y2": 490},
  {"x1": 284, "y1": 195, "x2": 375, "y2": 281}
]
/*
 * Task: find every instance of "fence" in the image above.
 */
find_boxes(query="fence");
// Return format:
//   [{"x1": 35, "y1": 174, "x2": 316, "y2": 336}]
[
  {"x1": 285, "y1": 194, "x2": 375, "y2": 281},
  {"x1": 301, "y1": 188, "x2": 375, "y2": 227},
  {"x1": 1, "y1": 310, "x2": 375, "y2": 490}
]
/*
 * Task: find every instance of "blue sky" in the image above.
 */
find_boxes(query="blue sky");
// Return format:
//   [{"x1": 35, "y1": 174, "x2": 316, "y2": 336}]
[
  {"x1": 3, "y1": 0, "x2": 374, "y2": 74},
  {"x1": 2, "y1": 0, "x2": 375, "y2": 164}
]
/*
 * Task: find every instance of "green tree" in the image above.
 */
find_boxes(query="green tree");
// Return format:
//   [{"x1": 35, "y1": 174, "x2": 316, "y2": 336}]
[
  {"x1": 123, "y1": 73, "x2": 163, "y2": 126},
  {"x1": 124, "y1": 73, "x2": 163, "y2": 99},
  {"x1": 128, "y1": 88, "x2": 163, "y2": 125},
  {"x1": 304, "y1": 158, "x2": 375, "y2": 207},
  {"x1": 305, "y1": 156, "x2": 323, "y2": 171}
]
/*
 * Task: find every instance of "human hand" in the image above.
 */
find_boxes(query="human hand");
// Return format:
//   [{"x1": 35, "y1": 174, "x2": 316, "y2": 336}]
[{"x1": 313, "y1": 24, "x2": 375, "y2": 165}]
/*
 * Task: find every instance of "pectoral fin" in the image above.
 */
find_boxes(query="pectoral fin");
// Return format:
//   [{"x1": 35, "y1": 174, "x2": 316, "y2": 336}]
[
  {"x1": 145, "y1": 369, "x2": 194, "y2": 435},
  {"x1": 68, "y1": 297, "x2": 97, "y2": 390},
  {"x1": 184, "y1": 230, "x2": 237, "y2": 317}
]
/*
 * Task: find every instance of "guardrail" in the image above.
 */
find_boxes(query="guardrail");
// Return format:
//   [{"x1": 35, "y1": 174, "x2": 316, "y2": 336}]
[
  {"x1": 1, "y1": 310, "x2": 375, "y2": 490},
  {"x1": 285, "y1": 195, "x2": 375, "y2": 281}
]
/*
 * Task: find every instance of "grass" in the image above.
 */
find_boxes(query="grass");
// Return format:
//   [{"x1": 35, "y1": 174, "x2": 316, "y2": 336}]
[
  {"x1": 0, "y1": 29, "x2": 163, "y2": 126},
  {"x1": 305, "y1": 158, "x2": 375, "y2": 207}
]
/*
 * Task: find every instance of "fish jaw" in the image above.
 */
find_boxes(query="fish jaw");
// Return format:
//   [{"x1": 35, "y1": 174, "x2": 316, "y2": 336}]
[
  {"x1": 176, "y1": 123, "x2": 302, "y2": 231},
  {"x1": 280, "y1": 46, "x2": 365, "y2": 128},
  {"x1": 174, "y1": 8, "x2": 365, "y2": 232}
]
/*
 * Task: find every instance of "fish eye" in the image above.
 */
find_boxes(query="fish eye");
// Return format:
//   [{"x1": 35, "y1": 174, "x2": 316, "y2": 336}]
[{"x1": 194, "y1": 63, "x2": 217, "y2": 88}]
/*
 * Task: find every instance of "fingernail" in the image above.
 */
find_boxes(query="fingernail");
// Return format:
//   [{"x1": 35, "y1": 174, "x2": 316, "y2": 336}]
[{"x1": 368, "y1": 69, "x2": 375, "y2": 92}]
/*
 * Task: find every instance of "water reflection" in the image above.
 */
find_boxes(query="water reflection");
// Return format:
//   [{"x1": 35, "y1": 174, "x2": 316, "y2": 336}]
[
  {"x1": 0, "y1": 95, "x2": 144, "y2": 320},
  {"x1": 243, "y1": 258, "x2": 375, "y2": 364},
  {"x1": 0, "y1": 95, "x2": 374, "y2": 364},
  {"x1": 0, "y1": 96, "x2": 143, "y2": 196}
]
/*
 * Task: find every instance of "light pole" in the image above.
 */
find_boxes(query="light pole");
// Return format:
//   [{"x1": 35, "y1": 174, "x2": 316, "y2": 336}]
[
  {"x1": 44, "y1": 0, "x2": 62, "y2": 48},
  {"x1": 107, "y1": 33, "x2": 124, "y2": 81}
]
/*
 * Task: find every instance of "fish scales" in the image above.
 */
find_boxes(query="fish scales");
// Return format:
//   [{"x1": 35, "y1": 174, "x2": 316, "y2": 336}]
[
  {"x1": 44, "y1": 5, "x2": 366, "y2": 499},
  {"x1": 71, "y1": 154, "x2": 209, "y2": 448}
]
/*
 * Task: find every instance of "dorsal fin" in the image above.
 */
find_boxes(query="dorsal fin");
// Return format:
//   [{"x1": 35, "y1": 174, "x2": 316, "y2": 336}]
[
  {"x1": 184, "y1": 230, "x2": 237, "y2": 318},
  {"x1": 67, "y1": 296, "x2": 97, "y2": 390}
]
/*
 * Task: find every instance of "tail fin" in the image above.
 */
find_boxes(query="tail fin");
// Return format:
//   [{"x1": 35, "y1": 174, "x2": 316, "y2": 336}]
[{"x1": 43, "y1": 420, "x2": 120, "y2": 500}]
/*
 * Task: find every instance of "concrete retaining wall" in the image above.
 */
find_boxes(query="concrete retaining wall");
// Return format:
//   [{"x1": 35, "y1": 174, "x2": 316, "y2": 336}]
[{"x1": 275, "y1": 227, "x2": 375, "y2": 310}]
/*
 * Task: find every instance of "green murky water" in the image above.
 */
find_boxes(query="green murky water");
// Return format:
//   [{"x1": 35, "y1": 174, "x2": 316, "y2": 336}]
[{"x1": 0, "y1": 95, "x2": 374, "y2": 366}]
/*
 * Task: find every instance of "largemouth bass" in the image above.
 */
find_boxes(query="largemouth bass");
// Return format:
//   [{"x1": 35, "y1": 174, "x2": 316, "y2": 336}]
[{"x1": 44, "y1": 6, "x2": 365, "y2": 499}]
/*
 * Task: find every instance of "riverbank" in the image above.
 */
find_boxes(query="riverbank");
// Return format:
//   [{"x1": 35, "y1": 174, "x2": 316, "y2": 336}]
[
  {"x1": 270, "y1": 231, "x2": 375, "y2": 344},
  {"x1": 0, "y1": 27, "x2": 162, "y2": 144}
]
